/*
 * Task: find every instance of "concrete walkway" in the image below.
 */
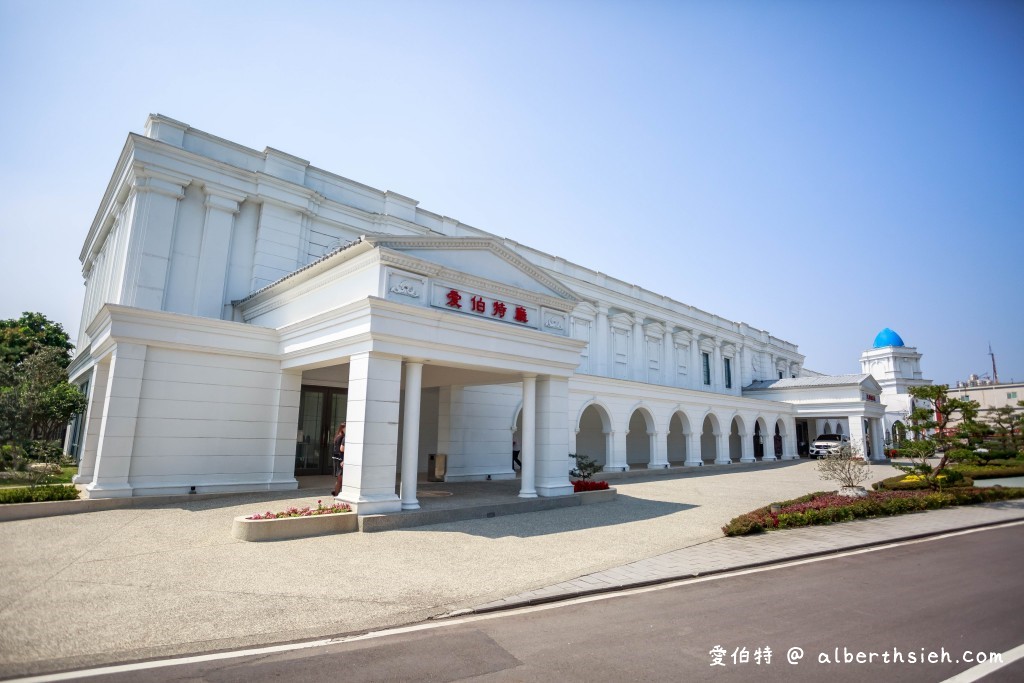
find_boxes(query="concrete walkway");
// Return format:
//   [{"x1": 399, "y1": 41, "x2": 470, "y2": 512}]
[{"x1": 1, "y1": 460, "x2": 1021, "y2": 679}]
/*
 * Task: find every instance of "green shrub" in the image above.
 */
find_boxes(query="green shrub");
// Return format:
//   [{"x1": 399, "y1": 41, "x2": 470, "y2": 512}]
[
  {"x1": 569, "y1": 453, "x2": 602, "y2": 481},
  {"x1": 952, "y1": 465, "x2": 1024, "y2": 480},
  {"x1": 722, "y1": 487, "x2": 1024, "y2": 536},
  {"x1": 0, "y1": 484, "x2": 80, "y2": 504},
  {"x1": 947, "y1": 449, "x2": 980, "y2": 466}
]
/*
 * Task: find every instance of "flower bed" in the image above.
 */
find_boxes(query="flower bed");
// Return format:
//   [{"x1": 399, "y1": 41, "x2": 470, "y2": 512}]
[
  {"x1": 722, "y1": 486, "x2": 1024, "y2": 536},
  {"x1": 246, "y1": 500, "x2": 350, "y2": 519},
  {"x1": 233, "y1": 499, "x2": 357, "y2": 541},
  {"x1": 572, "y1": 479, "x2": 609, "y2": 493}
]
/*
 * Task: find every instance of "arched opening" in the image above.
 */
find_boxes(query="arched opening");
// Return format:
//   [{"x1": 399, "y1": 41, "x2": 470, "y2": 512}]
[
  {"x1": 701, "y1": 414, "x2": 718, "y2": 464},
  {"x1": 576, "y1": 403, "x2": 611, "y2": 468},
  {"x1": 823, "y1": 421, "x2": 833, "y2": 435},
  {"x1": 626, "y1": 409, "x2": 654, "y2": 468},
  {"x1": 835, "y1": 422, "x2": 844, "y2": 436},
  {"x1": 729, "y1": 417, "x2": 742, "y2": 462},
  {"x1": 774, "y1": 420, "x2": 785, "y2": 459},
  {"x1": 892, "y1": 420, "x2": 906, "y2": 446},
  {"x1": 667, "y1": 412, "x2": 689, "y2": 466},
  {"x1": 753, "y1": 418, "x2": 767, "y2": 460}
]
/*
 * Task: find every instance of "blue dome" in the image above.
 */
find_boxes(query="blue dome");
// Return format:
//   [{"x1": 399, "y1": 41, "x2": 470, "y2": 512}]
[{"x1": 873, "y1": 328, "x2": 905, "y2": 348}]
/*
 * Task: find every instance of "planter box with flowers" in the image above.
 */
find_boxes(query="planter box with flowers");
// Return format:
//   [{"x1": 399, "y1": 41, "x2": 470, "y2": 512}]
[
  {"x1": 572, "y1": 479, "x2": 617, "y2": 504},
  {"x1": 232, "y1": 500, "x2": 356, "y2": 542}
]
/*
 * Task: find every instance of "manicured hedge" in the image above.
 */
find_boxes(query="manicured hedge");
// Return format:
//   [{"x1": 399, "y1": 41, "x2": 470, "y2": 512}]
[
  {"x1": 722, "y1": 487, "x2": 1024, "y2": 536},
  {"x1": 0, "y1": 485, "x2": 81, "y2": 504},
  {"x1": 952, "y1": 465, "x2": 1024, "y2": 480}
]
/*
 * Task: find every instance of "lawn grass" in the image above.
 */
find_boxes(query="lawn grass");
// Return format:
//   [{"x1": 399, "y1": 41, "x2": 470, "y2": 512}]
[{"x1": 0, "y1": 466, "x2": 77, "y2": 489}]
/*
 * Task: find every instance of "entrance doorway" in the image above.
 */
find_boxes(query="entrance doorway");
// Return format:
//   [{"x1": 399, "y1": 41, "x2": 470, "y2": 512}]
[{"x1": 295, "y1": 386, "x2": 348, "y2": 476}]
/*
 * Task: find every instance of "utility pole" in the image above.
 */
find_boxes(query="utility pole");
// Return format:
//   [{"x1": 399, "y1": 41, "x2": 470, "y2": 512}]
[{"x1": 989, "y1": 343, "x2": 999, "y2": 384}]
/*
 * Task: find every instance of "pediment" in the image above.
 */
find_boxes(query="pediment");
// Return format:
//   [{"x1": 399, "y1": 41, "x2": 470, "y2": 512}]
[{"x1": 365, "y1": 235, "x2": 578, "y2": 302}]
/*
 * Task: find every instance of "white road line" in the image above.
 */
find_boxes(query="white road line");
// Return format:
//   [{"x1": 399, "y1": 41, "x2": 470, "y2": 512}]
[
  {"x1": 940, "y1": 642, "x2": 1024, "y2": 683},
  {"x1": 8, "y1": 520, "x2": 1023, "y2": 683}
]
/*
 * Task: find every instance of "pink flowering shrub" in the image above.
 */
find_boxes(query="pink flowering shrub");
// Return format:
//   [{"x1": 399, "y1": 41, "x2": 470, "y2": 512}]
[{"x1": 247, "y1": 499, "x2": 351, "y2": 520}]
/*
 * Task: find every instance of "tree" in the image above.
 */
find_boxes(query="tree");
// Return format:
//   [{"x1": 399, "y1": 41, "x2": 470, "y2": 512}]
[
  {"x1": 816, "y1": 440, "x2": 871, "y2": 491},
  {"x1": 984, "y1": 401, "x2": 1024, "y2": 453},
  {"x1": 0, "y1": 312, "x2": 74, "y2": 366},
  {"x1": 895, "y1": 384, "x2": 979, "y2": 489},
  {"x1": 0, "y1": 347, "x2": 87, "y2": 449}
]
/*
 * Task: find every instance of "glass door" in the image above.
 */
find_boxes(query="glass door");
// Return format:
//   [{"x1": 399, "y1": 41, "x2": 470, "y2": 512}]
[{"x1": 295, "y1": 386, "x2": 348, "y2": 476}]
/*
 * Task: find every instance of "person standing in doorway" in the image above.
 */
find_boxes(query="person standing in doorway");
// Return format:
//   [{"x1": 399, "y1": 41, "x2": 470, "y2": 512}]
[
  {"x1": 512, "y1": 437, "x2": 521, "y2": 471},
  {"x1": 331, "y1": 422, "x2": 346, "y2": 497}
]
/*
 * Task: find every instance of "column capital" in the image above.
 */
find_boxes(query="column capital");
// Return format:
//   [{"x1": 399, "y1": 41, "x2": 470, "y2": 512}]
[
  {"x1": 203, "y1": 185, "x2": 245, "y2": 213},
  {"x1": 132, "y1": 173, "x2": 186, "y2": 200}
]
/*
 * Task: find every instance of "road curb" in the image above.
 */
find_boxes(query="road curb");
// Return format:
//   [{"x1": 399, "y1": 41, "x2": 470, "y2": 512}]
[{"x1": 457, "y1": 514, "x2": 1024, "y2": 617}]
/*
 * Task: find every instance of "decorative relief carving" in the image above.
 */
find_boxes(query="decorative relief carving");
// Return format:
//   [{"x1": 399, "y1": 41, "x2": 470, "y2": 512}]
[
  {"x1": 389, "y1": 280, "x2": 421, "y2": 298},
  {"x1": 544, "y1": 317, "x2": 565, "y2": 330}
]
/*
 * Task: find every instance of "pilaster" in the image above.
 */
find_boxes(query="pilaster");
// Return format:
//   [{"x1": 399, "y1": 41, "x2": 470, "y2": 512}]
[
  {"x1": 336, "y1": 352, "x2": 402, "y2": 514},
  {"x1": 84, "y1": 343, "x2": 147, "y2": 498},
  {"x1": 194, "y1": 187, "x2": 244, "y2": 319}
]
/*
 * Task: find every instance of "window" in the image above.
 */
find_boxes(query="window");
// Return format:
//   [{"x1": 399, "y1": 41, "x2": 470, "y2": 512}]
[
  {"x1": 778, "y1": 371, "x2": 783, "y2": 379},
  {"x1": 724, "y1": 358, "x2": 732, "y2": 389},
  {"x1": 963, "y1": 395, "x2": 970, "y2": 401},
  {"x1": 1009, "y1": 392, "x2": 1018, "y2": 399},
  {"x1": 702, "y1": 352, "x2": 711, "y2": 386}
]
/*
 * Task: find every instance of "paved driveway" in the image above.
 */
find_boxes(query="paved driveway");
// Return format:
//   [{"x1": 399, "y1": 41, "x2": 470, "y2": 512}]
[{"x1": 0, "y1": 460, "x2": 901, "y2": 677}]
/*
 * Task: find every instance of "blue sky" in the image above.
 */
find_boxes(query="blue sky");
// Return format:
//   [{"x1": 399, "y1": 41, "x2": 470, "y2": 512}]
[{"x1": 1, "y1": 0, "x2": 1021, "y2": 384}]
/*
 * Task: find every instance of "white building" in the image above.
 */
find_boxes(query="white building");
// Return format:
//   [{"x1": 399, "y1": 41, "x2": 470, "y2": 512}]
[{"x1": 67, "y1": 115, "x2": 897, "y2": 513}]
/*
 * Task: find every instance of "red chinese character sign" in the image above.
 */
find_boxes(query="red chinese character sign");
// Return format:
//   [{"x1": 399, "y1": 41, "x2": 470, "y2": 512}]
[{"x1": 432, "y1": 285, "x2": 538, "y2": 330}]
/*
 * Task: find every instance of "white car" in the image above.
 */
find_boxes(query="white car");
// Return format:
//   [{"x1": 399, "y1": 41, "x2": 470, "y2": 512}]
[{"x1": 809, "y1": 434, "x2": 850, "y2": 458}]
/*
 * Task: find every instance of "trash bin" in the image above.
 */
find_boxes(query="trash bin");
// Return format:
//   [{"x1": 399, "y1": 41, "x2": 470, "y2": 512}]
[{"x1": 427, "y1": 453, "x2": 447, "y2": 482}]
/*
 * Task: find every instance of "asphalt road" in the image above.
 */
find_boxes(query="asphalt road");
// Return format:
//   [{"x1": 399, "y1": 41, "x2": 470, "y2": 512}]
[{"x1": 58, "y1": 523, "x2": 1023, "y2": 683}]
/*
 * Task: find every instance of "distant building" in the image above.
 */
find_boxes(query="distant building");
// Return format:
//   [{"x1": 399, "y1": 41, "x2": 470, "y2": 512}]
[
  {"x1": 947, "y1": 378, "x2": 1024, "y2": 427},
  {"x1": 858, "y1": 328, "x2": 932, "y2": 445}
]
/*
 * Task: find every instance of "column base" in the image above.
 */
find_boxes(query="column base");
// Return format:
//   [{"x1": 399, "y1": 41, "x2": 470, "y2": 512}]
[
  {"x1": 338, "y1": 493, "x2": 402, "y2": 515},
  {"x1": 518, "y1": 491, "x2": 538, "y2": 499},
  {"x1": 739, "y1": 456, "x2": 756, "y2": 463},
  {"x1": 82, "y1": 482, "x2": 133, "y2": 499},
  {"x1": 602, "y1": 465, "x2": 629, "y2": 472},
  {"x1": 401, "y1": 500, "x2": 420, "y2": 510},
  {"x1": 648, "y1": 462, "x2": 670, "y2": 469},
  {"x1": 714, "y1": 458, "x2": 731, "y2": 465},
  {"x1": 762, "y1": 455, "x2": 778, "y2": 462},
  {"x1": 71, "y1": 474, "x2": 93, "y2": 485},
  {"x1": 683, "y1": 460, "x2": 703, "y2": 467},
  {"x1": 537, "y1": 483, "x2": 573, "y2": 497}
]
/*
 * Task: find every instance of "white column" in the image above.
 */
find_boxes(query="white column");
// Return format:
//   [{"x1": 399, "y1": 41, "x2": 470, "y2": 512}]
[
  {"x1": 535, "y1": 376, "x2": 573, "y2": 497},
  {"x1": 72, "y1": 359, "x2": 110, "y2": 486},
  {"x1": 632, "y1": 313, "x2": 645, "y2": 382},
  {"x1": 737, "y1": 343, "x2": 748, "y2": 389},
  {"x1": 848, "y1": 416, "x2": 868, "y2": 461},
  {"x1": 267, "y1": 369, "x2": 302, "y2": 488},
  {"x1": 649, "y1": 429, "x2": 668, "y2": 468},
  {"x1": 662, "y1": 326, "x2": 674, "y2": 386},
  {"x1": 605, "y1": 426, "x2": 629, "y2": 471},
  {"x1": 595, "y1": 305, "x2": 610, "y2": 377},
  {"x1": 712, "y1": 337, "x2": 724, "y2": 392},
  {"x1": 120, "y1": 173, "x2": 185, "y2": 310},
  {"x1": 84, "y1": 343, "x2": 147, "y2": 498},
  {"x1": 690, "y1": 335, "x2": 701, "y2": 390},
  {"x1": 761, "y1": 418, "x2": 778, "y2": 461},
  {"x1": 714, "y1": 428, "x2": 730, "y2": 465},
  {"x1": 519, "y1": 375, "x2": 537, "y2": 498},
  {"x1": 194, "y1": 188, "x2": 243, "y2": 318},
  {"x1": 684, "y1": 430, "x2": 702, "y2": 466},
  {"x1": 784, "y1": 422, "x2": 799, "y2": 460},
  {"x1": 870, "y1": 418, "x2": 886, "y2": 462},
  {"x1": 739, "y1": 423, "x2": 755, "y2": 463},
  {"x1": 400, "y1": 360, "x2": 424, "y2": 509},
  {"x1": 336, "y1": 352, "x2": 402, "y2": 514}
]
